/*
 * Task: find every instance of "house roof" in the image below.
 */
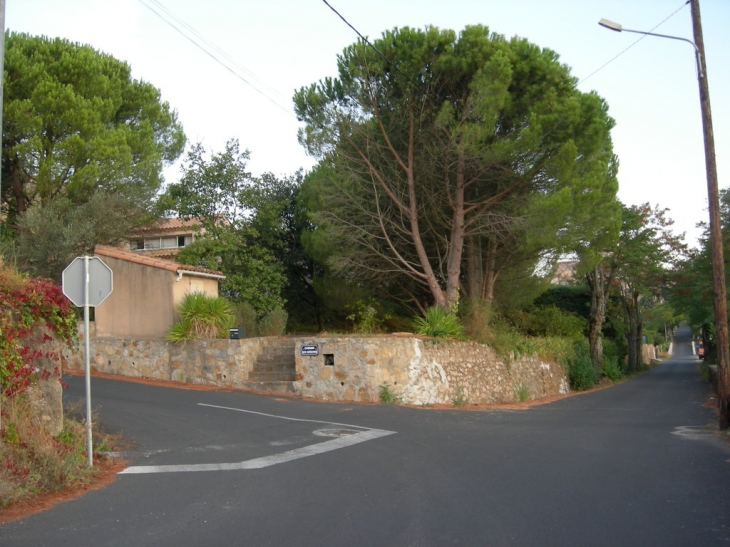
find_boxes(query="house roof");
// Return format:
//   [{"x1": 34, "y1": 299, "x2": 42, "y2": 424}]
[
  {"x1": 128, "y1": 217, "x2": 204, "y2": 235},
  {"x1": 94, "y1": 245, "x2": 225, "y2": 279}
]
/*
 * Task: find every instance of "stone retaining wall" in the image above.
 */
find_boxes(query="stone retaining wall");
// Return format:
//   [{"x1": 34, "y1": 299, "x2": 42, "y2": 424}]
[
  {"x1": 63, "y1": 331, "x2": 571, "y2": 404},
  {"x1": 295, "y1": 336, "x2": 570, "y2": 405},
  {"x1": 63, "y1": 336, "x2": 267, "y2": 388}
]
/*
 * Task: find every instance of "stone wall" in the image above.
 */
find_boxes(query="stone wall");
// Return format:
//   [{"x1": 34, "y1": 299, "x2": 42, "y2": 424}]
[
  {"x1": 294, "y1": 336, "x2": 569, "y2": 405},
  {"x1": 61, "y1": 331, "x2": 662, "y2": 405},
  {"x1": 64, "y1": 330, "x2": 571, "y2": 405},
  {"x1": 64, "y1": 336, "x2": 268, "y2": 388}
]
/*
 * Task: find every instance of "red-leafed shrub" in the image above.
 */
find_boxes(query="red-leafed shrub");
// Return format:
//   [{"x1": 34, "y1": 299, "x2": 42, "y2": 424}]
[{"x1": 0, "y1": 265, "x2": 77, "y2": 397}]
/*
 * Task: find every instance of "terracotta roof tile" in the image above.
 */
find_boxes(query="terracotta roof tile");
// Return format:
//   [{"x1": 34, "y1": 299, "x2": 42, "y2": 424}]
[
  {"x1": 129, "y1": 217, "x2": 204, "y2": 235},
  {"x1": 94, "y1": 245, "x2": 224, "y2": 278}
]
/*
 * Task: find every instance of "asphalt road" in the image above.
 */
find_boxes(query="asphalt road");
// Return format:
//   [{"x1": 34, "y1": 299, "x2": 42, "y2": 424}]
[{"x1": 2, "y1": 325, "x2": 729, "y2": 546}]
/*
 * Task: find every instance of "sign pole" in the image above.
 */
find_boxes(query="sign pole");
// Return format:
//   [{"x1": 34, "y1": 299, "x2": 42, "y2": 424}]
[
  {"x1": 62, "y1": 254, "x2": 112, "y2": 468},
  {"x1": 84, "y1": 256, "x2": 93, "y2": 467}
]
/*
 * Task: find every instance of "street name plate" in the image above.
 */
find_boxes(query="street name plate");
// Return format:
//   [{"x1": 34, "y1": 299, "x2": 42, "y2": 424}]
[{"x1": 301, "y1": 345, "x2": 319, "y2": 356}]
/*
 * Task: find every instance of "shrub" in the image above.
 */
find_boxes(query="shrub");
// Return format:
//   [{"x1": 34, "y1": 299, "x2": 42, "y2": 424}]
[
  {"x1": 379, "y1": 383, "x2": 401, "y2": 405},
  {"x1": 603, "y1": 338, "x2": 628, "y2": 373},
  {"x1": 601, "y1": 356, "x2": 622, "y2": 382},
  {"x1": 512, "y1": 306, "x2": 586, "y2": 339},
  {"x1": 413, "y1": 307, "x2": 463, "y2": 339},
  {"x1": 233, "y1": 301, "x2": 259, "y2": 337},
  {"x1": 259, "y1": 308, "x2": 288, "y2": 336},
  {"x1": 346, "y1": 299, "x2": 390, "y2": 334},
  {"x1": 567, "y1": 339, "x2": 598, "y2": 391},
  {"x1": 0, "y1": 265, "x2": 76, "y2": 397},
  {"x1": 461, "y1": 300, "x2": 492, "y2": 342},
  {"x1": 167, "y1": 292, "x2": 234, "y2": 341}
]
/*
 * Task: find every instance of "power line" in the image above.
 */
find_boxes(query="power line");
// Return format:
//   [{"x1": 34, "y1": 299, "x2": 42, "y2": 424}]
[
  {"x1": 578, "y1": 1, "x2": 691, "y2": 86},
  {"x1": 321, "y1": 0, "x2": 411, "y2": 81},
  {"x1": 138, "y1": 0, "x2": 295, "y2": 118}
]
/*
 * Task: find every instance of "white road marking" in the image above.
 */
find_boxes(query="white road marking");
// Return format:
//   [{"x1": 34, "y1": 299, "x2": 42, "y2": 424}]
[
  {"x1": 671, "y1": 425, "x2": 718, "y2": 440},
  {"x1": 120, "y1": 404, "x2": 395, "y2": 475}
]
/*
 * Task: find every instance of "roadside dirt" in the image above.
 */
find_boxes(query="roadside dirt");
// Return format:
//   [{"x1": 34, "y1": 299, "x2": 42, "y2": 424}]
[{"x1": 0, "y1": 456, "x2": 127, "y2": 525}]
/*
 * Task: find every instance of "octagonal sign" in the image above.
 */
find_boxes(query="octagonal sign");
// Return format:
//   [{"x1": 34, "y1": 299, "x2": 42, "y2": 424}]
[{"x1": 62, "y1": 256, "x2": 113, "y2": 307}]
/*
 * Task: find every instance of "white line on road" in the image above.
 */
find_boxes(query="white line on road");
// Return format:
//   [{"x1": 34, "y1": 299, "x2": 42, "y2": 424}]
[{"x1": 120, "y1": 404, "x2": 395, "y2": 475}]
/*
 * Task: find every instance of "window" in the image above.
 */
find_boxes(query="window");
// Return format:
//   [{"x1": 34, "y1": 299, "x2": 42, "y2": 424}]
[{"x1": 130, "y1": 234, "x2": 194, "y2": 251}]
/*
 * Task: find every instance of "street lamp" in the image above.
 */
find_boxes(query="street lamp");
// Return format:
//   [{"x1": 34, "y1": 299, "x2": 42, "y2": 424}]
[
  {"x1": 598, "y1": 18, "x2": 703, "y2": 76},
  {"x1": 599, "y1": 1, "x2": 730, "y2": 428}
]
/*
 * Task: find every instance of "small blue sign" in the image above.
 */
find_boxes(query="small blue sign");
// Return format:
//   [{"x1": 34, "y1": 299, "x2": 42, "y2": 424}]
[{"x1": 301, "y1": 345, "x2": 319, "y2": 356}]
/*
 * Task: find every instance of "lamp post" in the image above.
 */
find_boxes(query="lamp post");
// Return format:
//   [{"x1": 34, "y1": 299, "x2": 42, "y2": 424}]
[{"x1": 599, "y1": 0, "x2": 730, "y2": 428}]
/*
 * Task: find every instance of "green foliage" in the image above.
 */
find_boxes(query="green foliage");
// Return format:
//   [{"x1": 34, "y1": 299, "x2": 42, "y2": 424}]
[
  {"x1": 15, "y1": 193, "x2": 154, "y2": 279},
  {"x1": 346, "y1": 299, "x2": 391, "y2": 335},
  {"x1": 602, "y1": 338, "x2": 627, "y2": 373},
  {"x1": 534, "y1": 285, "x2": 590, "y2": 319},
  {"x1": 413, "y1": 307, "x2": 464, "y2": 339},
  {"x1": 451, "y1": 386, "x2": 468, "y2": 407},
  {"x1": 511, "y1": 306, "x2": 586, "y2": 339},
  {"x1": 232, "y1": 302, "x2": 259, "y2": 338},
  {"x1": 515, "y1": 383, "x2": 529, "y2": 402},
  {"x1": 157, "y1": 140, "x2": 255, "y2": 228},
  {"x1": 296, "y1": 25, "x2": 618, "y2": 311},
  {"x1": 166, "y1": 292, "x2": 234, "y2": 341},
  {"x1": 2, "y1": 32, "x2": 185, "y2": 228},
  {"x1": 567, "y1": 340, "x2": 598, "y2": 391},
  {"x1": 609, "y1": 203, "x2": 686, "y2": 372},
  {"x1": 378, "y1": 384, "x2": 402, "y2": 405},
  {"x1": 601, "y1": 356, "x2": 622, "y2": 382},
  {"x1": 176, "y1": 230, "x2": 286, "y2": 316},
  {"x1": 160, "y1": 141, "x2": 291, "y2": 316},
  {"x1": 259, "y1": 308, "x2": 289, "y2": 337}
]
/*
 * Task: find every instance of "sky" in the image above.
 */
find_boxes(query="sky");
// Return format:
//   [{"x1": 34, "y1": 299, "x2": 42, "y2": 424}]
[{"x1": 8, "y1": 0, "x2": 730, "y2": 248}]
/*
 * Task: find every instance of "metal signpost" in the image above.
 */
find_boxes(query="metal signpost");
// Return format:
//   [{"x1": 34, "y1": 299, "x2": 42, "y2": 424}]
[{"x1": 62, "y1": 256, "x2": 113, "y2": 467}]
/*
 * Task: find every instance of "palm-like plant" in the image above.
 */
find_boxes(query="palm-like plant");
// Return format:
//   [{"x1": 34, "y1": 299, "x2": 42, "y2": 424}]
[
  {"x1": 166, "y1": 292, "x2": 234, "y2": 341},
  {"x1": 413, "y1": 307, "x2": 463, "y2": 339}
]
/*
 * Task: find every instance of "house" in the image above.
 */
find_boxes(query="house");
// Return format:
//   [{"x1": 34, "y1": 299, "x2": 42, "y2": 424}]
[
  {"x1": 551, "y1": 260, "x2": 579, "y2": 285},
  {"x1": 125, "y1": 217, "x2": 204, "y2": 260},
  {"x1": 93, "y1": 245, "x2": 225, "y2": 338}
]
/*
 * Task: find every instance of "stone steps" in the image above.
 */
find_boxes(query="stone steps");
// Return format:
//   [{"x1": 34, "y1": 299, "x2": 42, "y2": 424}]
[
  {"x1": 242, "y1": 380, "x2": 297, "y2": 394},
  {"x1": 249, "y1": 338, "x2": 297, "y2": 385},
  {"x1": 248, "y1": 370, "x2": 297, "y2": 382}
]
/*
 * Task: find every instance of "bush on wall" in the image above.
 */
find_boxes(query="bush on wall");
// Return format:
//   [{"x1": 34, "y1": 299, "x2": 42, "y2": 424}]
[{"x1": 0, "y1": 263, "x2": 76, "y2": 397}]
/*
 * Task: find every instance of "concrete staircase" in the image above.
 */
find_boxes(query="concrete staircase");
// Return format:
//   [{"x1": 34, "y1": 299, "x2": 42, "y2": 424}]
[{"x1": 245, "y1": 338, "x2": 297, "y2": 394}]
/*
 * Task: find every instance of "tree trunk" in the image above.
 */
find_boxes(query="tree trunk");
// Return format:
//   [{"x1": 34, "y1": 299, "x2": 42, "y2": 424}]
[
  {"x1": 624, "y1": 290, "x2": 642, "y2": 372},
  {"x1": 445, "y1": 154, "x2": 467, "y2": 309},
  {"x1": 465, "y1": 236, "x2": 481, "y2": 302},
  {"x1": 481, "y1": 236, "x2": 498, "y2": 302},
  {"x1": 586, "y1": 264, "x2": 609, "y2": 371},
  {"x1": 8, "y1": 155, "x2": 29, "y2": 224}
]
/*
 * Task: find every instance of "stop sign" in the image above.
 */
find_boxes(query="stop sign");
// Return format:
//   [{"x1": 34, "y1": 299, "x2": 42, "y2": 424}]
[{"x1": 62, "y1": 256, "x2": 113, "y2": 307}]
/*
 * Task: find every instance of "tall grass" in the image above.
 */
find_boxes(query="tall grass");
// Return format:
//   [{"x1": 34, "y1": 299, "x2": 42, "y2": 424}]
[{"x1": 0, "y1": 397, "x2": 112, "y2": 507}]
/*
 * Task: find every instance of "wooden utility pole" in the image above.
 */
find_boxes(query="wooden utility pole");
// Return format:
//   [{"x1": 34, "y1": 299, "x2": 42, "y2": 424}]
[{"x1": 690, "y1": 0, "x2": 730, "y2": 428}]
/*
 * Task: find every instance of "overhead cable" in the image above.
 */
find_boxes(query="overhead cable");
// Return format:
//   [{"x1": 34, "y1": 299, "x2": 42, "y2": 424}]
[{"x1": 138, "y1": 0, "x2": 295, "y2": 118}]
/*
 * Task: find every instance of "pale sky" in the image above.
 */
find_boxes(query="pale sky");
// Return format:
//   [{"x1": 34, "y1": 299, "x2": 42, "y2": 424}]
[{"x1": 8, "y1": 0, "x2": 730, "y2": 247}]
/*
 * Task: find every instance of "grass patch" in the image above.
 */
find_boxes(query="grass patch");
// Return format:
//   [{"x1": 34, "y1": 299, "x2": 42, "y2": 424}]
[
  {"x1": 0, "y1": 397, "x2": 115, "y2": 508},
  {"x1": 378, "y1": 383, "x2": 402, "y2": 405},
  {"x1": 451, "y1": 386, "x2": 468, "y2": 407},
  {"x1": 515, "y1": 383, "x2": 529, "y2": 402}
]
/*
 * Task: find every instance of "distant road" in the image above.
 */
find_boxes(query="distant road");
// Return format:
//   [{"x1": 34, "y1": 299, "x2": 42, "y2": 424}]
[{"x1": 2, "y1": 324, "x2": 729, "y2": 546}]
